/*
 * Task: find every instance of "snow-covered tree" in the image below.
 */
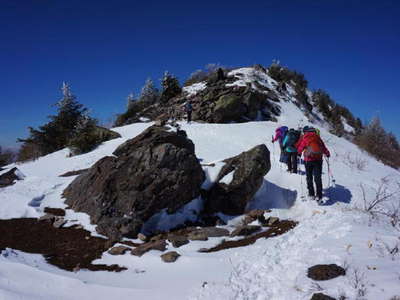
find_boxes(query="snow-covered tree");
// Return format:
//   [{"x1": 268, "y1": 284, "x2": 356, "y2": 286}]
[
  {"x1": 18, "y1": 82, "x2": 95, "y2": 157},
  {"x1": 126, "y1": 93, "x2": 136, "y2": 110},
  {"x1": 160, "y1": 71, "x2": 181, "y2": 102},
  {"x1": 139, "y1": 78, "x2": 159, "y2": 104}
]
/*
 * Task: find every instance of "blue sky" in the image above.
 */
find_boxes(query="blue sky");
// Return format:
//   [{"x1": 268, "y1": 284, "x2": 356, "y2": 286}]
[{"x1": 1, "y1": 0, "x2": 399, "y2": 148}]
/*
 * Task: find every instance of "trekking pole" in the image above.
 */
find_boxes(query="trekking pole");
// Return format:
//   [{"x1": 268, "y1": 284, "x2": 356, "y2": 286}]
[
  {"x1": 325, "y1": 157, "x2": 336, "y2": 188},
  {"x1": 271, "y1": 135, "x2": 276, "y2": 163}
]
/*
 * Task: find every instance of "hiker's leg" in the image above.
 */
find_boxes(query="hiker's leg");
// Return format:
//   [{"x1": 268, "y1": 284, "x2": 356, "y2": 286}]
[
  {"x1": 313, "y1": 160, "x2": 323, "y2": 198},
  {"x1": 188, "y1": 111, "x2": 192, "y2": 123},
  {"x1": 287, "y1": 152, "x2": 293, "y2": 172},
  {"x1": 292, "y1": 153, "x2": 298, "y2": 173},
  {"x1": 305, "y1": 161, "x2": 315, "y2": 196}
]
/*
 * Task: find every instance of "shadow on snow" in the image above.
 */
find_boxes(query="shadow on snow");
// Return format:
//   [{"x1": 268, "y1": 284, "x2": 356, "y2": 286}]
[
  {"x1": 322, "y1": 183, "x2": 352, "y2": 206},
  {"x1": 247, "y1": 179, "x2": 297, "y2": 210}
]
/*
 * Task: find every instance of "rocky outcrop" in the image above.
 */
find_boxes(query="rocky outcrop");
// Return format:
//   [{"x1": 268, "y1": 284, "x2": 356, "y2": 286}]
[
  {"x1": 0, "y1": 167, "x2": 25, "y2": 188},
  {"x1": 204, "y1": 144, "x2": 271, "y2": 215},
  {"x1": 115, "y1": 67, "x2": 283, "y2": 127},
  {"x1": 63, "y1": 126, "x2": 205, "y2": 241}
]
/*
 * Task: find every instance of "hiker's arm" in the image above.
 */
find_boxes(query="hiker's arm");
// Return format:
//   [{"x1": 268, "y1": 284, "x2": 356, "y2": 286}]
[
  {"x1": 296, "y1": 138, "x2": 305, "y2": 154},
  {"x1": 321, "y1": 140, "x2": 330, "y2": 157},
  {"x1": 282, "y1": 135, "x2": 288, "y2": 147},
  {"x1": 272, "y1": 132, "x2": 279, "y2": 142}
]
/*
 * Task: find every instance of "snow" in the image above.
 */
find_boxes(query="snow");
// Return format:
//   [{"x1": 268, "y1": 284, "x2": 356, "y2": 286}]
[
  {"x1": 341, "y1": 116, "x2": 356, "y2": 134},
  {"x1": 1, "y1": 98, "x2": 400, "y2": 299},
  {"x1": 226, "y1": 67, "x2": 277, "y2": 91},
  {"x1": 182, "y1": 82, "x2": 207, "y2": 96}
]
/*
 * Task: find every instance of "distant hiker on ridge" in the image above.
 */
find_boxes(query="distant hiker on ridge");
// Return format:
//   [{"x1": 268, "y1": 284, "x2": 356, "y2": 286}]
[
  {"x1": 272, "y1": 126, "x2": 289, "y2": 164},
  {"x1": 297, "y1": 126, "x2": 330, "y2": 202},
  {"x1": 183, "y1": 100, "x2": 193, "y2": 124},
  {"x1": 282, "y1": 128, "x2": 301, "y2": 173}
]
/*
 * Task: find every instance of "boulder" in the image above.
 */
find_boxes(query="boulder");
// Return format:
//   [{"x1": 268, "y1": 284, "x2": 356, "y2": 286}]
[
  {"x1": 0, "y1": 167, "x2": 25, "y2": 188},
  {"x1": 93, "y1": 126, "x2": 121, "y2": 141},
  {"x1": 265, "y1": 217, "x2": 279, "y2": 226},
  {"x1": 131, "y1": 240, "x2": 167, "y2": 257},
  {"x1": 108, "y1": 246, "x2": 131, "y2": 255},
  {"x1": 204, "y1": 144, "x2": 271, "y2": 215},
  {"x1": 63, "y1": 126, "x2": 205, "y2": 240},
  {"x1": 44, "y1": 207, "x2": 66, "y2": 216},
  {"x1": 307, "y1": 264, "x2": 346, "y2": 281},
  {"x1": 187, "y1": 231, "x2": 208, "y2": 241},
  {"x1": 310, "y1": 293, "x2": 336, "y2": 300},
  {"x1": 230, "y1": 225, "x2": 261, "y2": 237},
  {"x1": 161, "y1": 251, "x2": 180, "y2": 263},
  {"x1": 168, "y1": 235, "x2": 189, "y2": 248}
]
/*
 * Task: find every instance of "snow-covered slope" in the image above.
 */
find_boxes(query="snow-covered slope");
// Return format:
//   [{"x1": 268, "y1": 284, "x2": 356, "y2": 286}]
[{"x1": 1, "y1": 87, "x2": 400, "y2": 300}]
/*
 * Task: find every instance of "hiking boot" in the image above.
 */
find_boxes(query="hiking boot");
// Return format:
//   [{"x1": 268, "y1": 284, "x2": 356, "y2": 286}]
[{"x1": 316, "y1": 197, "x2": 324, "y2": 205}]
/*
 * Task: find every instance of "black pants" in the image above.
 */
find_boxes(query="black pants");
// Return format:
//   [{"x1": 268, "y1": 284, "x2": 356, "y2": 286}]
[
  {"x1": 187, "y1": 111, "x2": 192, "y2": 123},
  {"x1": 286, "y1": 152, "x2": 298, "y2": 173},
  {"x1": 305, "y1": 160, "x2": 323, "y2": 198}
]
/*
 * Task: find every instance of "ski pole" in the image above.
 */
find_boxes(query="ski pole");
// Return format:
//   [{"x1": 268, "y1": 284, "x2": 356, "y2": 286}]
[{"x1": 325, "y1": 157, "x2": 335, "y2": 187}]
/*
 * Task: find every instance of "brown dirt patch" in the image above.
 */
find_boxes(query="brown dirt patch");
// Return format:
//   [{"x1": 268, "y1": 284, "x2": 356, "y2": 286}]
[
  {"x1": 0, "y1": 218, "x2": 126, "y2": 272},
  {"x1": 199, "y1": 220, "x2": 297, "y2": 253}
]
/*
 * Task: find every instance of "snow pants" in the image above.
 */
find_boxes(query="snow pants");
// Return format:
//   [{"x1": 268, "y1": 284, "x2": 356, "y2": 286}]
[
  {"x1": 305, "y1": 160, "x2": 323, "y2": 198},
  {"x1": 187, "y1": 111, "x2": 192, "y2": 123}
]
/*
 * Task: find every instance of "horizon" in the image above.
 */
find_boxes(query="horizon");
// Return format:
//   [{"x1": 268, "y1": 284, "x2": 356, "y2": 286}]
[{"x1": 1, "y1": 0, "x2": 399, "y2": 148}]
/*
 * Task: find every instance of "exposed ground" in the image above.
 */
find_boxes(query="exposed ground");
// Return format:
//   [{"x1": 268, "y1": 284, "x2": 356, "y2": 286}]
[{"x1": 0, "y1": 218, "x2": 126, "y2": 272}]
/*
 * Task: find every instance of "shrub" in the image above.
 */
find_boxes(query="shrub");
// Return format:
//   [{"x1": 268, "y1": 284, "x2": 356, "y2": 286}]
[
  {"x1": 355, "y1": 117, "x2": 400, "y2": 169},
  {"x1": 17, "y1": 142, "x2": 42, "y2": 162},
  {"x1": 0, "y1": 146, "x2": 14, "y2": 167},
  {"x1": 68, "y1": 118, "x2": 101, "y2": 155}
]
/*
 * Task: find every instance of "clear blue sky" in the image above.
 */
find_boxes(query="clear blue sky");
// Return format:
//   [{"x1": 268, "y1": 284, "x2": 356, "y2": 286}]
[{"x1": 1, "y1": 0, "x2": 399, "y2": 148}]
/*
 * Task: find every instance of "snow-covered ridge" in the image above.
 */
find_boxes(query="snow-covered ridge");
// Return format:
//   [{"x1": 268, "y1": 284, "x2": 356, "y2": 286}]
[
  {"x1": 226, "y1": 67, "x2": 277, "y2": 92},
  {"x1": 1, "y1": 97, "x2": 400, "y2": 299},
  {"x1": 182, "y1": 81, "x2": 207, "y2": 96}
]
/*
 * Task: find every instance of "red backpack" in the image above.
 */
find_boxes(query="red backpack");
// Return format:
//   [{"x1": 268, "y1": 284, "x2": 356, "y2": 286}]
[{"x1": 304, "y1": 134, "x2": 324, "y2": 159}]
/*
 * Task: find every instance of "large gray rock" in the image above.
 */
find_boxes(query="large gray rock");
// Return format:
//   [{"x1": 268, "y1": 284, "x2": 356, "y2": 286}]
[
  {"x1": 63, "y1": 126, "x2": 205, "y2": 240},
  {"x1": 204, "y1": 144, "x2": 271, "y2": 215},
  {"x1": 0, "y1": 167, "x2": 25, "y2": 188}
]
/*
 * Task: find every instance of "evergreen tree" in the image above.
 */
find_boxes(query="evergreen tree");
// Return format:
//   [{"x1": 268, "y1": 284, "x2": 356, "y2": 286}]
[
  {"x1": 139, "y1": 78, "x2": 159, "y2": 105},
  {"x1": 160, "y1": 71, "x2": 181, "y2": 102},
  {"x1": 126, "y1": 93, "x2": 136, "y2": 110},
  {"x1": 18, "y1": 82, "x2": 93, "y2": 157}
]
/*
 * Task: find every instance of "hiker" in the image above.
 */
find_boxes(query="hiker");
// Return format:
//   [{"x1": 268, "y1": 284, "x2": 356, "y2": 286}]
[
  {"x1": 282, "y1": 128, "x2": 301, "y2": 173},
  {"x1": 183, "y1": 100, "x2": 193, "y2": 123},
  {"x1": 297, "y1": 126, "x2": 330, "y2": 201},
  {"x1": 272, "y1": 126, "x2": 289, "y2": 164}
]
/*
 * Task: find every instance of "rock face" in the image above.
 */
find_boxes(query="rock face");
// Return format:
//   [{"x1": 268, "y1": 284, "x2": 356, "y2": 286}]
[
  {"x1": 0, "y1": 167, "x2": 25, "y2": 188},
  {"x1": 63, "y1": 126, "x2": 205, "y2": 240},
  {"x1": 204, "y1": 144, "x2": 271, "y2": 215},
  {"x1": 307, "y1": 264, "x2": 346, "y2": 281},
  {"x1": 116, "y1": 67, "x2": 283, "y2": 127}
]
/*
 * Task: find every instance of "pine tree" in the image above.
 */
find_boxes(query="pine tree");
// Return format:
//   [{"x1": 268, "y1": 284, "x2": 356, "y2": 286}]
[
  {"x1": 160, "y1": 71, "x2": 181, "y2": 102},
  {"x1": 126, "y1": 93, "x2": 136, "y2": 110},
  {"x1": 18, "y1": 82, "x2": 93, "y2": 156},
  {"x1": 139, "y1": 78, "x2": 159, "y2": 105}
]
